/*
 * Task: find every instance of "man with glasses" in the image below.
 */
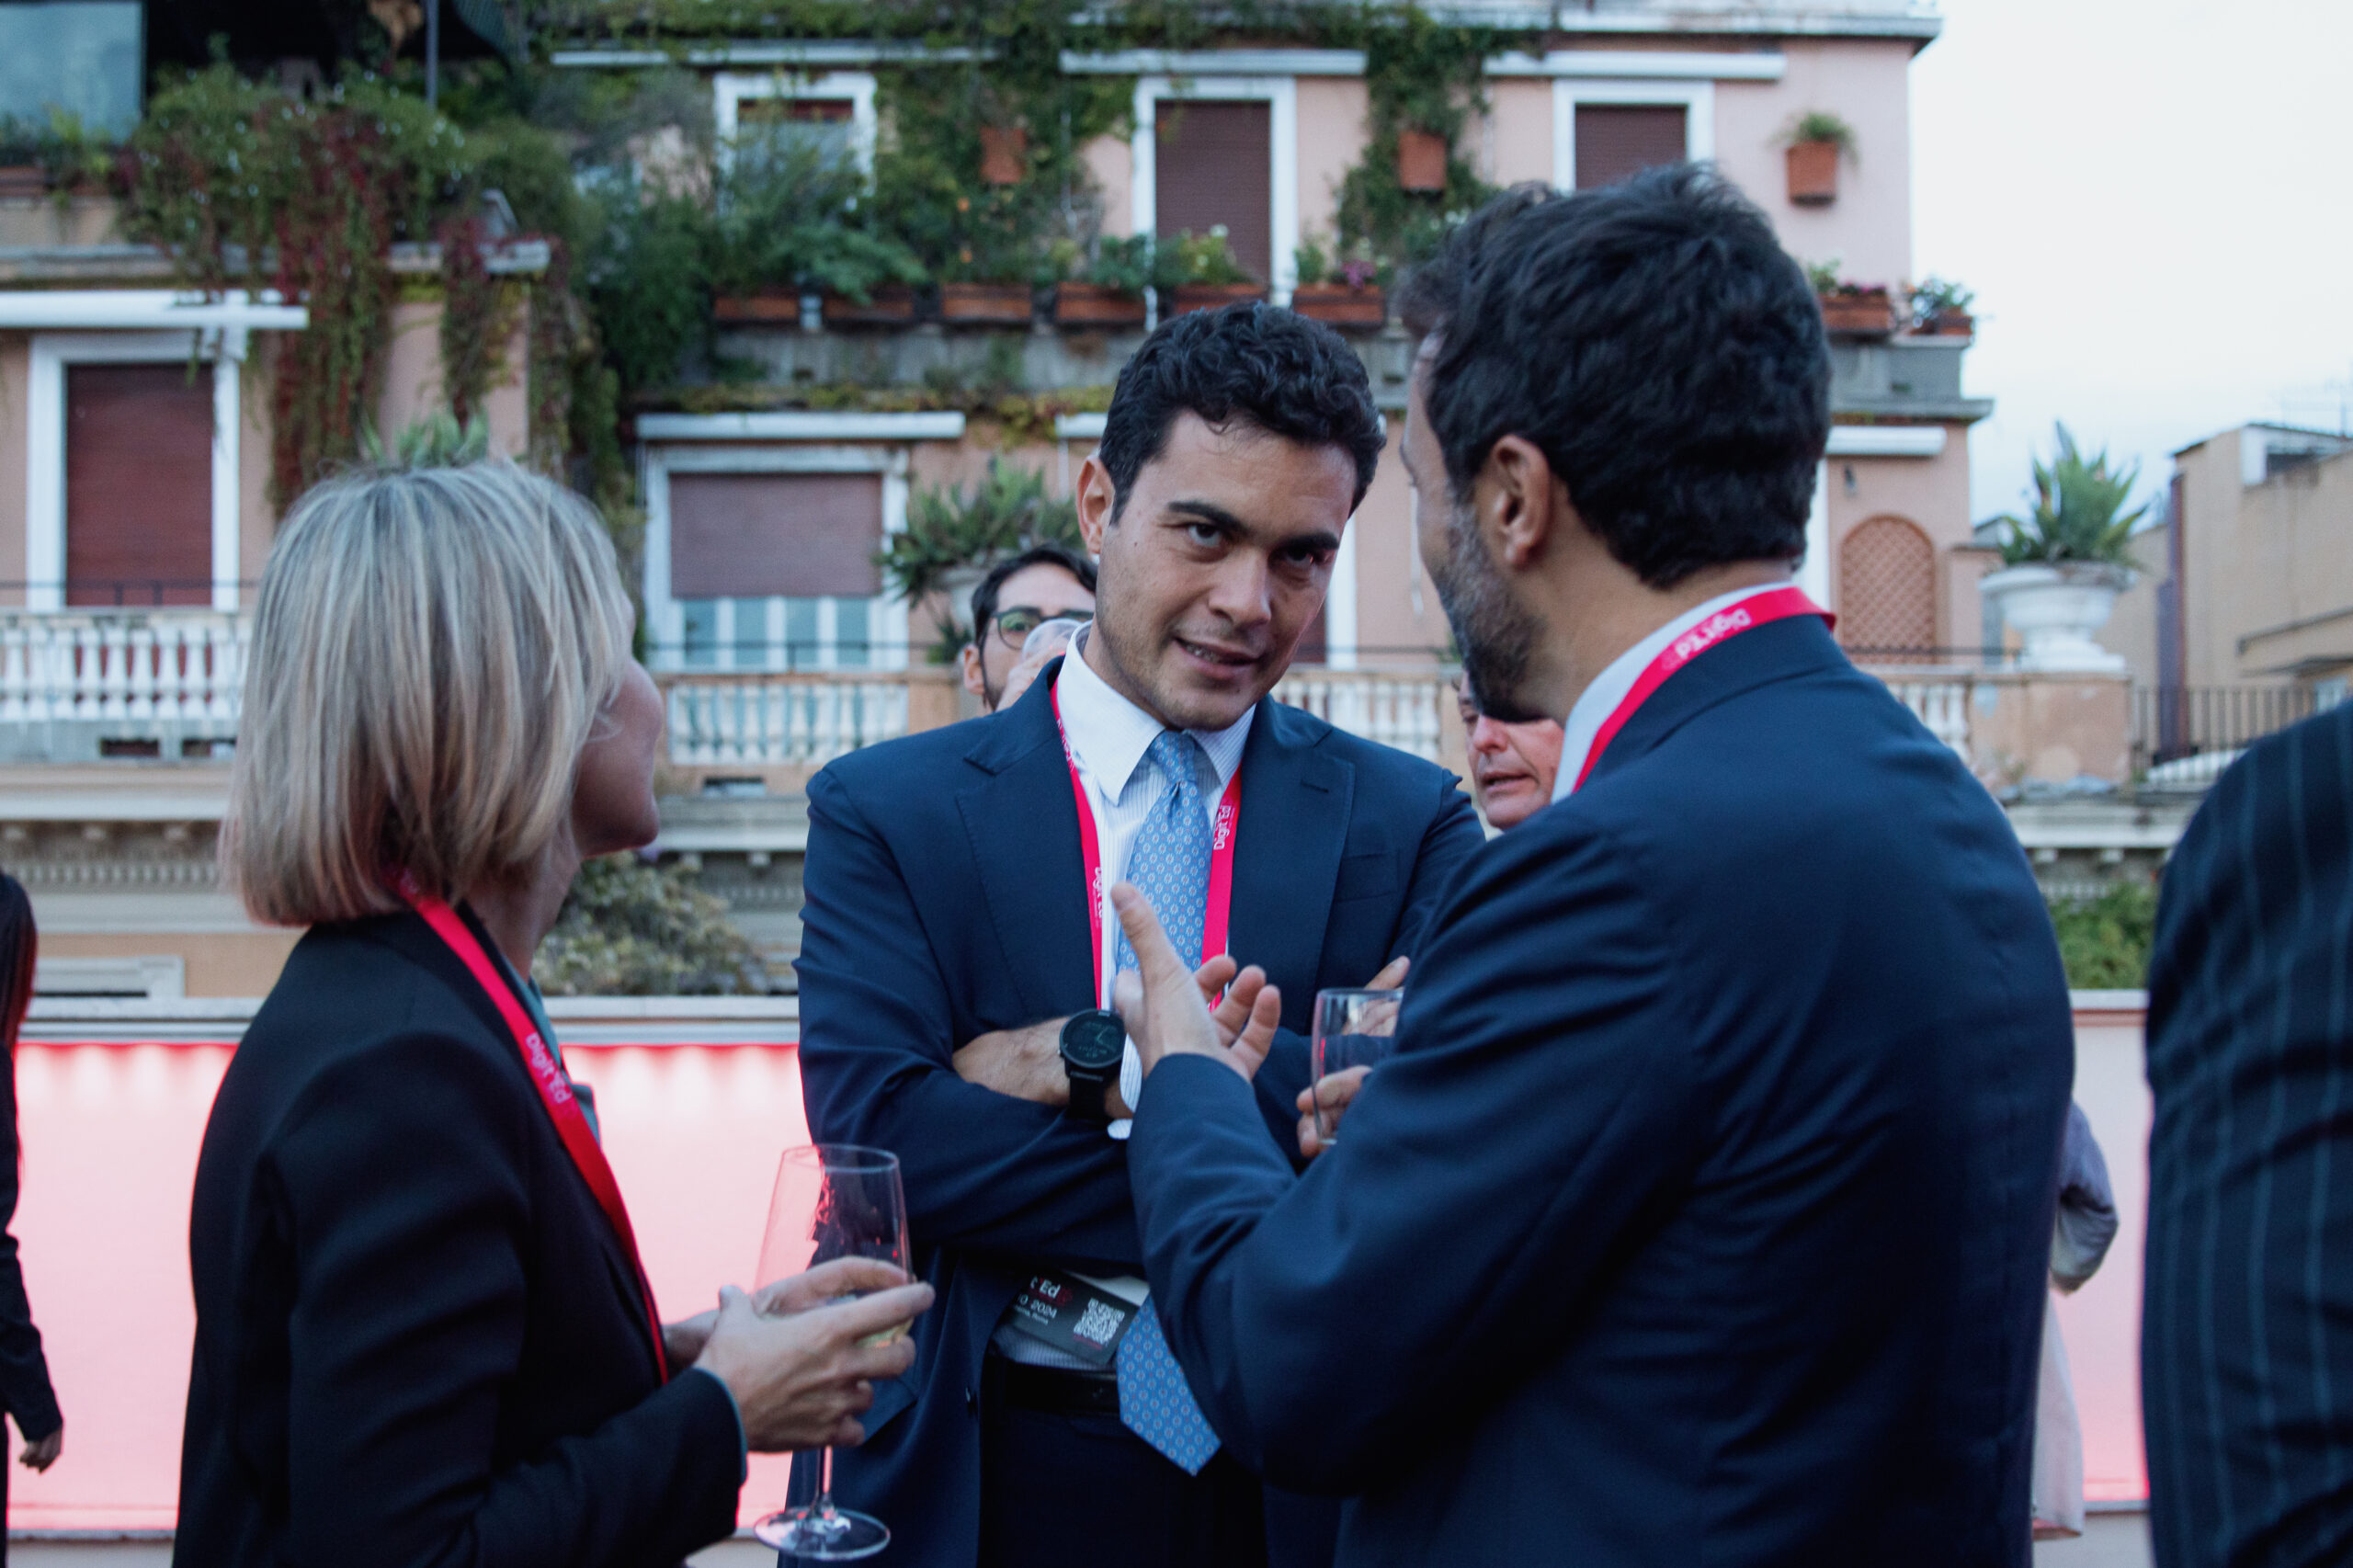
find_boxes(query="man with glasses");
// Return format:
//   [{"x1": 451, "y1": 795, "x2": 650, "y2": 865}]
[{"x1": 961, "y1": 544, "x2": 1098, "y2": 712}]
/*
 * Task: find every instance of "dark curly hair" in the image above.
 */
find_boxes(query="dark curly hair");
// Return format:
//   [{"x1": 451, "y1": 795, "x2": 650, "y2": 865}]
[
  {"x1": 1097, "y1": 302, "x2": 1385, "y2": 517},
  {"x1": 1401, "y1": 166, "x2": 1831, "y2": 588}
]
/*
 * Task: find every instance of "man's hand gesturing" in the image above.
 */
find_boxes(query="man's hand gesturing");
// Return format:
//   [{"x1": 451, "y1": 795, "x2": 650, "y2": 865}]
[{"x1": 1110, "y1": 882, "x2": 1281, "y2": 1083}]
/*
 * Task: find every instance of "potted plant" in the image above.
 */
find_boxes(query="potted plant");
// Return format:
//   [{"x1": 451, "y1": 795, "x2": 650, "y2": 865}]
[
  {"x1": 1909, "y1": 275, "x2": 1976, "y2": 335},
  {"x1": 1979, "y1": 424, "x2": 2146, "y2": 673},
  {"x1": 1807, "y1": 259, "x2": 1894, "y2": 335},
  {"x1": 706, "y1": 138, "x2": 926, "y2": 327},
  {"x1": 1289, "y1": 238, "x2": 1386, "y2": 329},
  {"x1": 879, "y1": 459, "x2": 1086, "y2": 653},
  {"x1": 979, "y1": 124, "x2": 1027, "y2": 187},
  {"x1": 936, "y1": 216, "x2": 1036, "y2": 326},
  {"x1": 1052, "y1": 235, "x2": 1151, "y2": 328},
  {"x1": 1782, "y1": 111, "x2": 1854, "y2": 207},
  {"x1": 1158, "y1": 226, "x2": 1267, "y2": 316},
  {"x1": 1395, "y1": 128, "x2": 1449, "y2": 193}
]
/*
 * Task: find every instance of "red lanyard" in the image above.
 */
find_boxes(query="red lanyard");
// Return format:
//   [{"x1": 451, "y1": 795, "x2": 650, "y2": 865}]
[
  {"x1": 1572, "y1": 586, "x2": 1831, "y2": 793},
  {"x1": 389, "y1": 869, "x2": 668, "y2": 1382},
  {"x1": 1051, "y1": 682, "x2": 1242, "y2": 1007}
]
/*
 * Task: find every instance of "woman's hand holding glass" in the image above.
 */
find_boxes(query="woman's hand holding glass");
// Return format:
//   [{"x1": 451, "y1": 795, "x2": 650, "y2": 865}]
[{"x1": 684, "y1": 1256, "x2": 931, "y2": 1452}]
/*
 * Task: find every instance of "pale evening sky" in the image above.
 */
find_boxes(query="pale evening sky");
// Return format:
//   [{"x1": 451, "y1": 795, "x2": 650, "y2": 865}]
[{"x1": 1910, "y1": 0, "x2": 2352, "y2": 524}]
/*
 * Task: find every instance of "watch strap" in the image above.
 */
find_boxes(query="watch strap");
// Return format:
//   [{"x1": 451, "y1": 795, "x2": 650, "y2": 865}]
[{"x1": 1066, "y1": 1064, "x2": 1109, "y2": 1122}]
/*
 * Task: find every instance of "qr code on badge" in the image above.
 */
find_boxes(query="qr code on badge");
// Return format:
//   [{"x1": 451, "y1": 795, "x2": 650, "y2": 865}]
[{"x1": 1074, "y1": 1298, "x2": 1127, "y2": 1348}]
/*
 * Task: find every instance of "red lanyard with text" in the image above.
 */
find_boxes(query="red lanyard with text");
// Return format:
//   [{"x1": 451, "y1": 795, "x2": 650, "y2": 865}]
[
  {"x1": 1051, "y1": 683, "x2": 1242, "y2": 1008},
  {"x1": 1572, "y1": 586, "x2": 1832, "y2": 794},
  {"x1": 390, "y1": 868, "x2": 668, "y2": 1382}
]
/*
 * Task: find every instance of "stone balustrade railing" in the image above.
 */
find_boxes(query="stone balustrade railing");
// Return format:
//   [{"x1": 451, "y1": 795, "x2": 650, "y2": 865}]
[
  {"x1": 0, "y1": 610, "x2": 246, "y2": 761},
  {"x1": 1272, "y1": 668, "x2": 1449, "y2": 763}
]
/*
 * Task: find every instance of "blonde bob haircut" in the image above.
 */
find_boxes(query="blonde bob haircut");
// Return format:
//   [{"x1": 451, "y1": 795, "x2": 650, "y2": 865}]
[{"x1": 225, "y1": 462, "x2": 636, "y2": 926}]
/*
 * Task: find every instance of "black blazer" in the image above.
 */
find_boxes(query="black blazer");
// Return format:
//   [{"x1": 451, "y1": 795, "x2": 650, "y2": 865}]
[
  {"x1": 793, "y1": 662, "x2": 1486, "y2": 1568},
  {"x1": 2143, "y1": 703, "x2": 2353, "y2": 1567},
  {"x1": 1129, "y1": 616, "x2": 2075, "y2": 1567},
  {"x1": 173, "y1": 908, "x2": 743, "y2": 1568},
  {"x1": 0, "y1": 1022, "x2": 57, "y2": 1442}
]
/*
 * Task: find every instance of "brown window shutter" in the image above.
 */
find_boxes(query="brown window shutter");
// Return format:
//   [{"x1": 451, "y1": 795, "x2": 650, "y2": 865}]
[
  {"x1": 65, "y1": 363, "x2": 214, "y2": 607},
  {"x1": 668, "y1": 472, "x2": 884, "y2": 600},
  {"x1": 1154, "y1": 100, "x2": 1272, "y2": 282},
  {"x1": 1573, "y1": 105, "x2": 1688, "y2": 190}
]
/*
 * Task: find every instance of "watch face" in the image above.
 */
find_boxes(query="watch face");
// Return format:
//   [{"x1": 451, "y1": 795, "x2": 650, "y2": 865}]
[{"x1": 1063, "y1": 1010, "x2": 1126, "y2": 1072}]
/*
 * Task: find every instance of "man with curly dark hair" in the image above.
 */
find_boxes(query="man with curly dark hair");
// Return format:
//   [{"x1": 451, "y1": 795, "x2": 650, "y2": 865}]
[{"x1": 793, "y1": 303, "x2": 1483, "y2": 1568}]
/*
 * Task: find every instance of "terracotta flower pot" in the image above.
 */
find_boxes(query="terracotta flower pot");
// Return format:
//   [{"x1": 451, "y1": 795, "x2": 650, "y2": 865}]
[
  {"x1": 1052, "y1": 282, "x2": 1148, "y2": 328},
  {"x1": 711, "y1": 289, "x2": 802, "y2": 324},
  {"x1": 1290, "y1": 283, "x2": 1386, "y2": 330},
  {"x1": 938, "y1": 281, "x2": 1036, "y2": 326},
  {"x1": 1816, "y1": 288, "x2": 1893, "y2": 335},
  {"x1": 1924, "y1": 308, "x2": 1974, "y2": 336},
  {"x1": 1169, "y1": 282, "x2": 1269, "y2": 316},
  {"x1": 1786, "y1": 141, "x2": 1839, "y2": 206},
  {"x1": 821, "y1": 285, "x2": 921, "y2": 327},
  {"x1": 1396, "y1": 129, "x2": 1449, "y2": 193},
  {"x1": 979, "y1": 126, "x2": 1028, "y2": 187}
]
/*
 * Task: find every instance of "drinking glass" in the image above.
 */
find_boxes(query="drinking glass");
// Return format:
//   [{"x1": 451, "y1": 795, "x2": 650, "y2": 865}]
[
  {"x1": 1309, "y1": 988, "x2": 1404, "y2": 1144},
  {"x1": 751, "y1": 1144, "x2": 911, "y2": 1562}
]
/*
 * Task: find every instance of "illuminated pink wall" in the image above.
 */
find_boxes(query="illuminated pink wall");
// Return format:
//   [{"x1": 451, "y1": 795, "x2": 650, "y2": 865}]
[
  {"x1": 6, "y1": 1040, "x2": 816, "y2": 1532},
  {"x1": 2, "y1": 1006, "x2": 2154, "y2": 1532}
]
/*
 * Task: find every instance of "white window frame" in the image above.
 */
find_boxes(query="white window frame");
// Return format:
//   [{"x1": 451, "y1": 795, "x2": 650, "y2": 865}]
[
  {"x1": 1131, "y1": 74, "x2": 1300, "y2": 302},
  {"x1": 26, "y1": 330, "x2": 244, "y2": 613},
  {"x1": 642, "y1": 444, "x2": 911, "y2": 675},
  {"x1": 714, "y1": 70, "x2": 879, "y2": 174},
  {"x1": 1552, "y1": 79, "x2": 1715, "y2": 191}
]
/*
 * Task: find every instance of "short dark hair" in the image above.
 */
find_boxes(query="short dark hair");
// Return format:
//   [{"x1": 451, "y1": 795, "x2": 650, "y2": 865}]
[
  {"x1": 1401, "y1": 166, "x2": 1831, "y2": 588},
  {"x1": 1097, "y1": 302, "x2": 1386, "y2": 517},
  {"x1": 969, "y1": 542, "x2": 1098, "y2": 645}
]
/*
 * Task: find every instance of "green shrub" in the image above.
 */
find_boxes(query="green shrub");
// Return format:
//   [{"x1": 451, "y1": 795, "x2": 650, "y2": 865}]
[
  {"x1": 2046, "y1": 881, "x2": 2158, "y2": 991},
  {"x1": 538, "y1": 855, "x2": 768, "y2": 996}
]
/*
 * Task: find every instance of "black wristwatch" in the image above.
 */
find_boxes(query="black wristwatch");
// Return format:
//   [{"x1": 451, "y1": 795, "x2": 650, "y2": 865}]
[{"x1": 1059, "y1": 1009, "x2": 1126, "y2": 1124}]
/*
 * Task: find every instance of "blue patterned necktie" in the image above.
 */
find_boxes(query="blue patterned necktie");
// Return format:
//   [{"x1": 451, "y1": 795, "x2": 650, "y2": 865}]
[{"x1": 1111, "y1": 730, "x2": 1222, "y2": 1473}]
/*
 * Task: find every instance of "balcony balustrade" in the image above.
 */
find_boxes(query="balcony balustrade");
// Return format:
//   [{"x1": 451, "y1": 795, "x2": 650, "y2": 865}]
[{"x1": 0, "y1": 608, "x2": 246, "y2": 762}]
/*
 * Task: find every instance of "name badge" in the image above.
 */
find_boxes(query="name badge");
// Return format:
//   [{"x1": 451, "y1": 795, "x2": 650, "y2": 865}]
[{"x1": 1004, "y1": 1270, "x2": 1136, "y2": 1369}]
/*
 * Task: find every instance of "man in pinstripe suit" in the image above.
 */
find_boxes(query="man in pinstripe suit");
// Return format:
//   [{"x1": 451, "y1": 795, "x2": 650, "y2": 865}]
[{"x1": 2145, "y1": 700, "x2": 2353, "y2": 1566}]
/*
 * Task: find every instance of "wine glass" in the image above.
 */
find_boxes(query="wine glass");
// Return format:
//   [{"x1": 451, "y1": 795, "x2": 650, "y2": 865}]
[
  {"x1": 1310, "y1": 988, "x2": 1404, "y2": 1145},
  {"x1": 751, "y1": 1144, "x2": 911, "y2": 1562}
]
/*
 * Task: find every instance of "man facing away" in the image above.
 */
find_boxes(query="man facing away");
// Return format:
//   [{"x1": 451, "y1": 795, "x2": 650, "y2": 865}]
[
  {"x1": 2143, "y1": 699, "x2": 2353, "y2": 1568},
  {"x1": 1108, "y1": 166, "x2": 2075, "y2": 1568},
  {"x1": 792, "y1": 302, "x2": 1484, "y2": 1568},
  {"x1": 961, "y1": 543, "x2": 1097, "y2": 713}
]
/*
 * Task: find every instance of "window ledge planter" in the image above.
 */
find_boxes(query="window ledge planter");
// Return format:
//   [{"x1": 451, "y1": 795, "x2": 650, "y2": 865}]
[
  {"x1": 1052, "y1": 282, "x2": 1148, "y2": 328},
  {"x1": 1817, "y1": 288, "x2": 1894, "y2": 335},
  {"x1": 0, "y1": 165, "x2": 45, "y2": 201},
  {"x1": 1290, "y1": 283, "x2": 1386, "y2": 330},
  {"x1": 1786, "y1": 141, "x2": 1839, "y2": 206},
  {"x1": 1168, "y1": 282, "x2": 1269, "y2": 316},
  {"x1": 1916, "y1": 308, "x2": 1975, "y2": 337},
  {"x1": 712, "y1": 289, "x2": 803, "y2": 324},
  {"x1": 938, "y1": 282, "x2": 1036, "y2": 327},
  {"x1": 1980, "y1": 563, "x2": 2135, "y2": 674},
  {"x1": 821, "y1": 285, "x2": 922, "y2": 328}
]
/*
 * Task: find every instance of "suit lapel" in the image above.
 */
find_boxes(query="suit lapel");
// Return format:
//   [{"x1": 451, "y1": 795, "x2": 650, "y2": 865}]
[
  {"x1": 1229, "y1": 701, "x2": 1352, "y2": 1009},
  {"x1": 957, "y1": 663, "x2": 1096, "y2": 1020}
]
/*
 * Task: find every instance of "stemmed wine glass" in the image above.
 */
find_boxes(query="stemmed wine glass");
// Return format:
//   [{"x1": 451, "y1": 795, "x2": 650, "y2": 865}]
[{"x1": 751, "y1": 1144, "x2": 911, "y2": 1562}]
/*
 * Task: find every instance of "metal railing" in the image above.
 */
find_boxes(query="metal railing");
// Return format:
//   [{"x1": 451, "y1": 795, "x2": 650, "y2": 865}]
[{"x1": 2133, "y1": 684, "x2": 2326, "y2": 790}]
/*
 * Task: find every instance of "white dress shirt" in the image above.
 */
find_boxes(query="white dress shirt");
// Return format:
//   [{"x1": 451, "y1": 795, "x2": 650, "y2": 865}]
[
  {"x1": 1052, "y1": 628, "x2": 1254, "y2": 1132},
  {"x1": 1552, "y1": 580, "x2": 1801, "y2": 803}
]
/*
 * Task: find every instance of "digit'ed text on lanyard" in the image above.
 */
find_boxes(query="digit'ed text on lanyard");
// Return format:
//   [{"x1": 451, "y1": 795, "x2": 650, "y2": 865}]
[
  {"x1": 389, "y1": 867, "x2": 669, "y2": 1381},
  {"x1": 1571, "y1": 586, "x2": 1832, "y2": 794},
  {"x1": 1050, "y1": 684, "x2": 1242, "y2": 1008}
]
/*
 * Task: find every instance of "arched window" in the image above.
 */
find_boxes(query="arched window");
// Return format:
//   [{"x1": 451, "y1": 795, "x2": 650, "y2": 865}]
[{"x1": 1837, "y1": 515, "x2": 1936, "y2": 664}]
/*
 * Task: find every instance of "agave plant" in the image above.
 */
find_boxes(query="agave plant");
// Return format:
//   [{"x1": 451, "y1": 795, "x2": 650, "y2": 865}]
[
  {"x1": 878, "y1": 459, "x2": 1083, "y2": 608},
  {"x1": 1995, "y1": 424, "x2": 2148, "y2": 569},
  {"x1": 359, "y1": 409, "x2": 492, "y2": 471}
]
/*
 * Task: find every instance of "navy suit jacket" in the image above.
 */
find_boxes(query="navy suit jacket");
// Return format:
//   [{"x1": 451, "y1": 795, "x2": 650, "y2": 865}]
[
  {"x1": 793, "y1": 659, "x2": 1484, "y2": 1568},
  {"x1": 1129, "y1": 617, "x2": 2075, "y2": 1568},
  {"x1": 2143, "y1": 703, "x2": 2353, "y2": 1567}
]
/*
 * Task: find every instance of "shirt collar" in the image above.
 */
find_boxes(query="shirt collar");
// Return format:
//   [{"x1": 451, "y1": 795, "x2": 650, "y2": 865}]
[
  {"x1": 1054, "y1": 625, "x2": 1256, "y2": 799},
  {"x1": 1552, "y1": 580, "x2": 1796, "y2": 804}
]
